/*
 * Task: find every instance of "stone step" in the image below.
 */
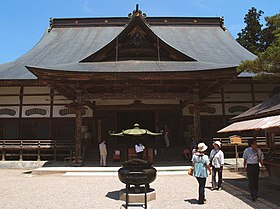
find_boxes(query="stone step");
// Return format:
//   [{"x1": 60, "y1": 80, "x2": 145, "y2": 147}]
[{"x1": 32, "y1": 165, "x2": 191, "y2": 176}]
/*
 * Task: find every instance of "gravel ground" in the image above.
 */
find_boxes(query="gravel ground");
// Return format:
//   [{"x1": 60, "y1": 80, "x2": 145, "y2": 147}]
[{"x1": 0, "y1": 169, "x2": 277, "y2": 209}]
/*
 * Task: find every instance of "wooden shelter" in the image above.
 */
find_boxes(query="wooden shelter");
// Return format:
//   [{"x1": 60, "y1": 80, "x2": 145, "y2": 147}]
[{"x1": 218, "y1": 90, "x2": 280, "y2": 183}]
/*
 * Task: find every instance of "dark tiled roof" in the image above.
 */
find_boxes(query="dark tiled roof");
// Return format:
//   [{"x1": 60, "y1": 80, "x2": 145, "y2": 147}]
[
  {"x1": 0, "y1": 17, "x2": 256, "y2": 80},
  {"x1": 232, "y1": 92, "x2": 280, "y2": 121}
]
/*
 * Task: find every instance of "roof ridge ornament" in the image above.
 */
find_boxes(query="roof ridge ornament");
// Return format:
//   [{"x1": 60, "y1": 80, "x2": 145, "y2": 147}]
[{"x1": 128, "y1": 4, "x2": 146, "y2": 19}]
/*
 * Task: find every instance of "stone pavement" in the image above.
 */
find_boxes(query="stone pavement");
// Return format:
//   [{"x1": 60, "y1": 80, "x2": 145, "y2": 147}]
[{"x1": 0, "y1": 168, "x2": 279, "y2": 209}]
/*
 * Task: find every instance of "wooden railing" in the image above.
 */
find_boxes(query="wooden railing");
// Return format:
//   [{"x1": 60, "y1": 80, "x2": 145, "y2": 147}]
[{"x1": 0, "y1": 139, "x2": 74, "y2": 161}]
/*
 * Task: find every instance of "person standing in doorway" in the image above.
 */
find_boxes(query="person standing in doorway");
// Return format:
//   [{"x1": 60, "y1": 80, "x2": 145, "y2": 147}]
[
  {"x1": 99, "y1": 140, "x2": 107, "y2": 166},
  {"x1": 135, "y1": 142, "x2": 145, "y2": 159},
  {"x1": 164, "y1": 124, "x2": 170, "y2": 147},
  {"x1": 192, "y1": 142, "x2": 211, "y2": 205},
  {"x1": 243, "y1": 139, "x2": 264, "y2": 201},
  {"x1": 210, "y1": 141, "x2": 224, "y2": 191}
]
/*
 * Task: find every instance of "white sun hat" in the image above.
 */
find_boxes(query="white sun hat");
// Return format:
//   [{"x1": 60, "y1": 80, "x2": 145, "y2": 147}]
[
  {"x1": 197, "y1": 142, "x2": 208, "y2": 152},
  {"x1": 213, "y1": 141, "x2": 221, "y2": 147}
]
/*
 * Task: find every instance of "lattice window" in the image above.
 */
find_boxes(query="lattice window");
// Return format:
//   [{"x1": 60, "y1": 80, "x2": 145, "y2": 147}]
[
  {"x1": 59, "y1": 108, "x2": 86, "y2": 116},
  {"x1": 189, "y1": 106, "x2": 216, "y2": 114},
  {"x1": 228, "y1": 105, "x2": 249, "y2": 114},
  {"x1": 200, "y1": 106, "x2": 216, "y2": 114},
  {"x1": 25, "y1": 108, "x2": 47, "y2": 116},
  {"x1": 0, "y1": 108, "x2": 16, "y2": 116}
]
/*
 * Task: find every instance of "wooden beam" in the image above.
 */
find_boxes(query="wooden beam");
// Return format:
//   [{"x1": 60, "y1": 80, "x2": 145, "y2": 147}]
[
  {"x1": 73, "y1": 90, "x2": 83, "y2": 166},
  {"x1": 84, "y1": 92, "x2": 193, "y2": 100},
  {"x1": 193, "y1": 88, "x2": 201, "y2": 142}
]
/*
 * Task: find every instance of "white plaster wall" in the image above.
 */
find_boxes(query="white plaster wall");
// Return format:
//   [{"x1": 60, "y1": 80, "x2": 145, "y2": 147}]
[
  {"x1": 23, "y1": 86, "x2": 50, "y2": 94},
  {"x1": 53, "y1": 95, "x2": 72, "y2": 104},
  {"x1": 254, "y1": 84, "x2": 277, "y2": 92},
  {"x1": 255, "y1": 93, "x2": 270, "y2": 101},
  {"x1": 204, "y1": 93, "x2": 222, "y2": 102},
  {"x1": 0, "y1": 96, "x2": 20, "y2": 104},
  {"x1": 223, "y1": 93, "x2": 252, "y2": 102},
  {"x1": 23, "y1": 96, "x2": 51, "y2": 104},
  {"x1": 223, "y1": 84, "x2": 251, "y2": 92},
  {"x1": 0, "y1": 87, "x2": 20, "y2": 94}
]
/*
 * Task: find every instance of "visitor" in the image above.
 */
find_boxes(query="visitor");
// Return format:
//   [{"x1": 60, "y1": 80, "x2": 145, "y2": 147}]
[
  {"x1": 192, "y1": 142, "x2": 211, "y2": 205},
  {"x1": 243, "y1": 139, "x2": 264, "y2": 201},
  {"x1": 135, "y1": 142, "x2": 145, "y2": 159},
  {"x1": 209, "y1": 141, "x2": 224, "y2": 190},
  {"x1": 164, "y1": 124, "x2": 170, "y2": 147},
  {"x1": 99, "y1": 140, "x2": 107, "y2": 166}
]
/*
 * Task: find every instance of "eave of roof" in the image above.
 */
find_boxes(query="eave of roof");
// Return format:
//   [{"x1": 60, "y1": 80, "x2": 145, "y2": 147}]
[
  {"x1": 26, "y1": 61, "x2": 236, "y2": 73},
  {"x1": 218, "y1": 115, "x2": 280, "y2": 133}
]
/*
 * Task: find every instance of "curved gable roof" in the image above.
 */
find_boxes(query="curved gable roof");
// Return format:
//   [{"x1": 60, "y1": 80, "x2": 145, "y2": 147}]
[{"x1": 81, "y1": 16, "x2": 196, "y2": 62}]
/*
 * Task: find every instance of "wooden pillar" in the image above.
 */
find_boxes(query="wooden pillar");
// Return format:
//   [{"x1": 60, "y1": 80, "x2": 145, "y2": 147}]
[
  {"x1": 49, "y1": 89, "x2": 54, "y2": 140},
  {"x1": 74, "y1": 90, "x2": 83, "y2": 165},
  {"x1": 221, "y1": 87, "x2": 226, "y2": 126},
  {"x1": 18, "y1": 86, "x2": 24, "y2": 139},
  {"x1": 251, "y1": 84, "x2": 256, "y2": 106},
  {"x1": 193, "y1": 88, "x2": 201, "y2": 143}
]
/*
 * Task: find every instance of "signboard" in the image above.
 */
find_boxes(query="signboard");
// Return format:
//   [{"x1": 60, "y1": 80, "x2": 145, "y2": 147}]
[
  {"x1": 229, "y1": 135, "x2": 242, "y2": 172},
  {"x1": 229, "y1": 135, "x2": 242, "y2": 144}
]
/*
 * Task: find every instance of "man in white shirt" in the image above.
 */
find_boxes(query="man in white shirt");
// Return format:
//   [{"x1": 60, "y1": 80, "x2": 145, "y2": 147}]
[
  {"x1": 243, "y1": 139, "x2": 264, "y2": 201},
  {"x1": 135, "y1": 142, "x2": 145, "y2": 159},
  {"x1": 99, "y1": 140, "x2": 107, "y2": 166}
]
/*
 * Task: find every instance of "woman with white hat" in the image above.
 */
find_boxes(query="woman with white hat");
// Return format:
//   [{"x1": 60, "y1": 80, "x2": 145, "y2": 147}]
[
  {"x1": 191, "y1": 142, "x2": 211, "y2": 205},
  {"x1": 209, "y1": 141, "x2": 224, "y2": 191}
]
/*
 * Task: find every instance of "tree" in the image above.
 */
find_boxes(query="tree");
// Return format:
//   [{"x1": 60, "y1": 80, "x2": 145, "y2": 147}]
[
  {"x1": 261, "y1": 13, "x2": 280, "y2": 51},
  {"x1": 236, "y1": 7, "x2": 263, "y2": 55},
  {"x1": 237, "y1": 14, "x2": 280, "y2": 81}
]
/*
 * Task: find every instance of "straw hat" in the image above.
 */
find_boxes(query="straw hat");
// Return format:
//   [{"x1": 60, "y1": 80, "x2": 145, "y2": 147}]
[
  {"x1": 213, "y1": 141, "x2": 221, "y2": 148},
  {"x1": 197, "y1": 142, "x2": 208, "y2": 152}
]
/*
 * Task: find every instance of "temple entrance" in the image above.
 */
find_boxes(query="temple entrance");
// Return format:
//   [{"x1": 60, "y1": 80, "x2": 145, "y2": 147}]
[{"x1": 116, "y1": 111, "x2": 155, "y2": 131}]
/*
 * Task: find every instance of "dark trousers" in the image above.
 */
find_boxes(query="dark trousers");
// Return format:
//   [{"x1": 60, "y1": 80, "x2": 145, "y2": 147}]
[
  {"x1": 247, "y1": 164, "x2": 260, "y2": 198},
  {"x1": 212, "y1": 167, "x2": 223, "y2": 189},
  {"x1": 137, "y1": 151, "x2": 143, "y2": 159},
  {"x1": 196, "y1": 177, "x2": 206, "y2": 203}
]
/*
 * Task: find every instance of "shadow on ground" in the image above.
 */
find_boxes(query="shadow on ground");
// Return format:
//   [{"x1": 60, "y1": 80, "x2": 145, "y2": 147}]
[
  {"x1": 106, "y1": 190, "x2": 120, "y2": 200},
  {"x1": 184, "y1": 198, "x2": 198, "y2": 205},
  {"x1": 222, "y1": 173, "x2": 280, "y2": 208}
]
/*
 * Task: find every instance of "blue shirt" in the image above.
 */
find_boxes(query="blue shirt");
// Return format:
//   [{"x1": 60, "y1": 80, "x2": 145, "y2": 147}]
[
  {"x1": 243, "y1": 147, "x2": 264, "y2": 165},
  {"x1": 192, "y1": 153, "x2": 210, "y2": 178}
]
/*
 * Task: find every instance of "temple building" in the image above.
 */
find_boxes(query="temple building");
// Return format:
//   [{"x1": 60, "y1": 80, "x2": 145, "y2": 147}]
[{"x1": 0, "y1": 6, "x2": 277, "y2": 164}]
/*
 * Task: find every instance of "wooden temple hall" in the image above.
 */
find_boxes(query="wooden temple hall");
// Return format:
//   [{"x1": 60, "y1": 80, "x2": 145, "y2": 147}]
[{"x1": 0, "y1": 6, "x2": 278, "y2": 164}]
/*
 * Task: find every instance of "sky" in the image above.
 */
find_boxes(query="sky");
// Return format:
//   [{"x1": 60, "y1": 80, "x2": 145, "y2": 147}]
[{"x1": 0, "y1": 0, "x2": 279, "y2": 64}]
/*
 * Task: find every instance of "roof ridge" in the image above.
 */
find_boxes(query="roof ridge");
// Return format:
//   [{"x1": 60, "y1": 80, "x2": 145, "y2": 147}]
[{"x1": 48, "y1": 16, "x2": 224, "y2": 31}]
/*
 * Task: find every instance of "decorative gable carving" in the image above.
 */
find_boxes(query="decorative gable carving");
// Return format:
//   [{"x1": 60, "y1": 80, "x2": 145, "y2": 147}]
[{"x1": 81, "y1": 12, "x2": 196, "y2": 62}]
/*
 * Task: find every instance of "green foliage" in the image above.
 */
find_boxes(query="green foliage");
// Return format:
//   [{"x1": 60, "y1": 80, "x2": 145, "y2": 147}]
[
  {"x1": 261, "y1": 13, "x2": 280, "y2": 51},
  {"x1": 236, "y1": 7, "x2": 263, "y2": 55},
  {"x1": 237, "y1": 12, "x2": 280, "y2": 81},
  {"x1": 238, "y1": 34, "x2": 280, "y2": 81}
]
